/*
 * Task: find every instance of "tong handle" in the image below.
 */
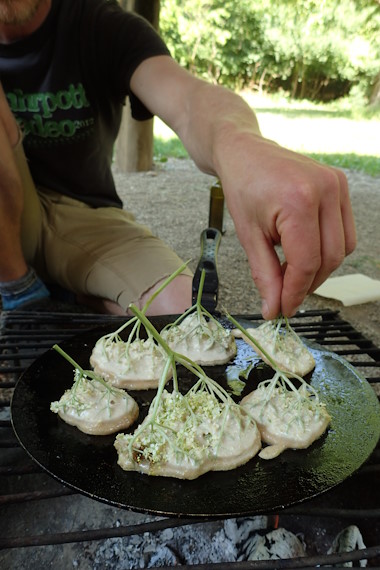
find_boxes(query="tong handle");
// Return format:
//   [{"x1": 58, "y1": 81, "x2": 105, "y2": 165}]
[
  {"x1": 208, "y1": 180, "x2": 224, "y2": 233},
  {"x1": 192, "y1": 228, "x2": 222, "y2": 312}
]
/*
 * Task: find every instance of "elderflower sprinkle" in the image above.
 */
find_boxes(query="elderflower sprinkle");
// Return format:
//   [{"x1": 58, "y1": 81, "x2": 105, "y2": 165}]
[
  {"x1": 116, "y1": 389, "x2": 250, "y2": 465},
  {"x1": 50, "y1": 371, "x2": 130, "y2": 419},
  {"x1": 162, "y1": 313, "x2": 232, "y2": 350}
]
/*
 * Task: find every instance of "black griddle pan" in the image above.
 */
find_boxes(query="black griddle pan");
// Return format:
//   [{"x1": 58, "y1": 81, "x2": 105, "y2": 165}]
[{"x1": 11, "y1": 317, "x2": 380, "y2": 518}]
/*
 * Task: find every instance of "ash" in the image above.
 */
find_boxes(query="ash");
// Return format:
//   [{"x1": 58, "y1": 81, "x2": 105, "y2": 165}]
[
  {"x1": 88, "y1": 517, "x2": 267, "y2": 568},
  {"x1": 84, "y1": 518, "x2": 367, "y2": 569}
]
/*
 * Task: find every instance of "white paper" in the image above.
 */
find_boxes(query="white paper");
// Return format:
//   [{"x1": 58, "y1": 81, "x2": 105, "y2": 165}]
[{"x1": 313, "y1": 274, "x2": 380, "y2": 306}]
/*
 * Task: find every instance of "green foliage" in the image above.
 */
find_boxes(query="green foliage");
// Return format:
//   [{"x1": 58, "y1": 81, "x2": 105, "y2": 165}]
[
  {"x1": 160, "y1": 0, "x2": 264, "y2": 86},
  {"x1": 306, "y1": 152, "x2": 380, "y2": 177},
  {"x1": 154, "y1": 135, "x2": 189, "y2": 161},
  {"x1": 159, "y1": 0, "x2": 380, "y2": 102},
  {"x1": 261, "y1": 0, "x2": 380, "y2": 100}
]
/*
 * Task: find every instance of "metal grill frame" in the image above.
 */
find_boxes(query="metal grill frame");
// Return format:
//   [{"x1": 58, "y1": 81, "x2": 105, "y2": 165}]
[{"x1": 1, "y1": 308, "x2": 379, "y2": 568}]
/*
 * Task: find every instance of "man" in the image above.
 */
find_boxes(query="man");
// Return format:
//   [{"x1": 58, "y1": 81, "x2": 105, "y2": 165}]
[{"x1": 0, "y1": 0, "x2": 356, "y2": 319}]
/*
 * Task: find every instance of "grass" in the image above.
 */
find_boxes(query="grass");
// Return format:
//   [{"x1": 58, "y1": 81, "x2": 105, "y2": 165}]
[
  {"x1": 154, "y1": 119, "x2": 189, "y2": 162},
  {"x1": 153, "y1": 92, "x2": 380, "y2": 177}
]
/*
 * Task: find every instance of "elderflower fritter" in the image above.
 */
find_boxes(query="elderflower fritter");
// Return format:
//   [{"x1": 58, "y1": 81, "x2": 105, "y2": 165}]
[
  {"x1": 90, "y1": 262, "x2": 191, "y2": 390},
  {"x1": 51, "y1": 374, "x2": 128, "y2": 417},
  {"x1": 161, "y1": 312, "x2": 237, "y2": 365},
  {"x1": 114, "y1": 389, "x2": 261, "y2": 479},
  {"x1": 90, "y1": 323, "x2": 172, "y2": 390},
  {"x1": 116, "y1": 390, "x2": 227, "y2": 464},
  {"x1": 227, "y1": 314, "x2": 331, "y2": 459},
  {"x1": 50, "y1": 346, "x2": 139, "y2": 436},
  {"x1": 232, "y1": 316, "x2": 315, "y2": 377},
  {"x1": 241, "y1": 372, "x2": 331, "y2": 459},
  {"x1": 159, "y1": 266, "x2": 237, "y2": 366}
]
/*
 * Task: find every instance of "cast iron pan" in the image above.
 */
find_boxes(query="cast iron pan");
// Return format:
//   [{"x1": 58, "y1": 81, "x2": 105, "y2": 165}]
[{"x1": 11, "y1": 316, "x2": 380, "y2": 518}]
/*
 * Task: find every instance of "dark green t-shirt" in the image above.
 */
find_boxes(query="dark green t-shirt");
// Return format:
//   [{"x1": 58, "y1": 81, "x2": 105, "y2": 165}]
[{"x1": 0, "y1": 0, "x2": 170, "y2": 207}]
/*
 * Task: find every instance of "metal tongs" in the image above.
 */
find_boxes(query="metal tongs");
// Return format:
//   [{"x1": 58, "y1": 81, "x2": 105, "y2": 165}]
[{"x1": 192, "y1": 181, "x2": 224, "y2": 313}]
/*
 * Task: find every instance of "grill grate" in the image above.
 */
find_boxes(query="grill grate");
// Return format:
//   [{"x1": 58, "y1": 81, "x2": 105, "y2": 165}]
[{"x1": 1, "y1": 309, "x2": 379, "y2": 568}]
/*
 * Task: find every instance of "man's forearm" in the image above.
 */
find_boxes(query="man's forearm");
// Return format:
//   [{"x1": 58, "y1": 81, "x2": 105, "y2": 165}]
[
  {"x1": 130, "y1": 56, "x2": 263, "y2": 176},
  {"x1": 173, "y1": 79, "x2": 263, "y2": 177}
]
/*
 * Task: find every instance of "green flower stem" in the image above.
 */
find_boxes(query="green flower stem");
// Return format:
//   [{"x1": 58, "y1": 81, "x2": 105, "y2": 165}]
[
  {"x1": 161, "y1": 268, "x2": 225, "y2": 335},
  {"x1": 141, "y1": 260, "x2": 190, "y2": 313},
  {"x1": 274, "y1": 318, "x2": 283, "y2": 345},
  {"x1": 128, "y1": 304, "x2": 173, "y2": 358},
  {"x1": 126, "y1": 354, "x2": 175, "y2": 457},
  {"x1": 52, "y1": 344, "x2": 119, "y2": 394},
  {"x1": 109, "y1": 315, "x2": 137, "y2": 339},
  {"x1": 53, "y1": 344, "x2": 85, "y2": 374},
  {"x1": 174, "y1": 351, "x2": 233, "y2": 403},
  {"x1": 150, "y1": 355, "x2": 174, "y2": 418},
  {"x1": 96, "y1": 260, "x2": 190, "y2": 348},
  {"x1": 129, "y1": 304, "x2": 235, "y2": 406},
  {"x1": 196, "y1": 269, "x2": 206, "y2": 307},
  {"x1": 226, "y1": 313, "x2": 284, "y2": 373},
  {"x1": 226, "y1": 314, "x2": 320, "y2": 402},
  {"x1": 128, "y1": 303, "x2": 179, "y2": 391}
]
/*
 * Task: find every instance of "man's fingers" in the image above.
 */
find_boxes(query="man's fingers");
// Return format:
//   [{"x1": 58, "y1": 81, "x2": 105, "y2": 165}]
[
  {"x1": 271, "y1": 175, "x2": 323, "y2": 316},
  {"x1": 337, "y1": 168, "x2": 357, "y2": 256},
  {"x1": 280, "y1": 168, "x2": 356, "y2": 316},
  {"x1": 244, "y1": 230, "x2": 283, "y2": 320},
  {"x1": 303, "y1": 168, "x2": 355, "y2": 296},
  {"x1": 280, "y1": 213, "x2": 322, "y2": 316},
  {"x1": 306, "y1": 181, "x2": 346, "y2": 295}
]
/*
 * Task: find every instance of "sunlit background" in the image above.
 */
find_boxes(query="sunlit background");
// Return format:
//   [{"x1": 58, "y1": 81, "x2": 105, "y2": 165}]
[{"x1": 154, "y1": 0, "x2": 380, "y2": 177}]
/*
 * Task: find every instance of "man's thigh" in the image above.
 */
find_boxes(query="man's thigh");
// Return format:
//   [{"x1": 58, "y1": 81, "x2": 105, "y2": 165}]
[{"x1": 39, "y1": 191, "x2": 191, "y2": 309}]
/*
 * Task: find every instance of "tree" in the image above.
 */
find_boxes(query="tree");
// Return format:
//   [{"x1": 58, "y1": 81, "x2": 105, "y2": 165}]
[{"x1": 160, "y1": 0, "x2": 380, "y2": 102}]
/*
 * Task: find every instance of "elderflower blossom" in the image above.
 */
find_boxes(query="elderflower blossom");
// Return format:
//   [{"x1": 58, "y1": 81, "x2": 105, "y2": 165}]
[{"x1": 116, "y1": 389, "x2": 245, "y2": 465}]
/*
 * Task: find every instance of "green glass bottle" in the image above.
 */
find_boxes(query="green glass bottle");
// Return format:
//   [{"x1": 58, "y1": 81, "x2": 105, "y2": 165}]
[{"x1": 208, "y1": 180, "x2": 224, "y2": 233}]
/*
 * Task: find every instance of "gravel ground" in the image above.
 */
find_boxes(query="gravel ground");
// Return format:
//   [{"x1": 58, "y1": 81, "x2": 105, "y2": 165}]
[{"x1": 113, "y1": 158, "x2": 380, "y2": 347}]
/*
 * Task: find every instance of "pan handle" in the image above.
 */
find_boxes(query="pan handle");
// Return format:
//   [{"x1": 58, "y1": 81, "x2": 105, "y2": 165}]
[{"x1": 192, "y1": 228, "x2": 222, "y2": 312}]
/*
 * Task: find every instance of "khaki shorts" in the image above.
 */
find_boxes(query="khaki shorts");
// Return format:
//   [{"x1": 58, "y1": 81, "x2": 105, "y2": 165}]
[{"x1": 14, "y1": 140, "x2": 191, "y2": 310}]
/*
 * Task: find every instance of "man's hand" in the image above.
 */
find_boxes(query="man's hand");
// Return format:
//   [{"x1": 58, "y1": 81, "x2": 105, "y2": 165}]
[
  {"x1": 216, "y1": 136, "x2": 356, "y2": 319},
  {"x1": 130, "y1": 56, "x2": 356, "y2": 318}
]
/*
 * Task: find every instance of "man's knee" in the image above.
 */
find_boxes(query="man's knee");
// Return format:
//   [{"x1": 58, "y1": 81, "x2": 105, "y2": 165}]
[
  {"x1": 76, "y1": 274, "x2": 193, "y2": 316},
  {"x1": 138, "y1": 273, "x2": 193, "y2": 316}
]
